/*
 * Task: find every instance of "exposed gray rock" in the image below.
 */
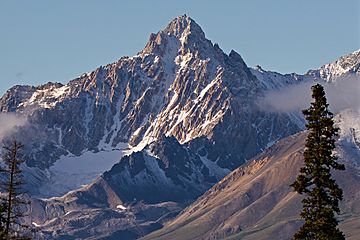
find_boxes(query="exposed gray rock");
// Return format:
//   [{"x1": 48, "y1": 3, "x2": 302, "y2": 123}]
[
  {"x1": 0, "y1": 15, "x2": 307, "y2": 195},
  {"x1": 0, "y1": 14, "x2": 359, "y2": 239},
  {"x1": 102, "y1": 135, "x2": 225, "y2": 204}
]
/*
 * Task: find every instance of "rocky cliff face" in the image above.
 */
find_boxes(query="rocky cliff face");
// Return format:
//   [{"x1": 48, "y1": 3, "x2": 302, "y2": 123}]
[
  {"x1": 0, "y1": 15, "x2": 305, "y2": 196},
  {"x1": 1, "y1": 15, "x2": 358, "y2": 239}
]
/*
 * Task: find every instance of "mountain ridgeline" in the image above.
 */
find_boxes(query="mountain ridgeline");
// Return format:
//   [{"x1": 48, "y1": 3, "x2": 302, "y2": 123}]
[
  {"x1": 0, "y1": 15, "x2": 359, "y2": 239},
  {"x1": 0, "y1": 15, "x2": 306, "y2": 197}
]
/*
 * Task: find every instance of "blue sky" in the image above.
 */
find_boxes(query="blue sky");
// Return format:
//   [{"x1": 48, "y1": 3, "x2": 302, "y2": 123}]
[{"x1": 1, "y1": 0, "x2": 359, "y2": 96}]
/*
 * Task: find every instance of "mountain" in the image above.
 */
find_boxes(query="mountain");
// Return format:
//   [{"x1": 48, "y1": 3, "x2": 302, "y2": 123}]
[
  {"x1": 0, "y1": 15, "x2": 304, "y2": 197},
  {"x1": 0, "y1": 14, "x2": 359, "y2": 239},
  {"x1": 307, "y1": 49, "x2": 360, "y2": 82},
  {"x1": 142, "y1": 131, "x2": 360, "y2": 240}
]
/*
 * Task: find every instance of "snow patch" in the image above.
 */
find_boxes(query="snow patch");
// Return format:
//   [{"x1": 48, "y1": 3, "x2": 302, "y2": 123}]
[
  {"x1": 32, "y1": 222, "x2": 41, "y2": 227},
  {"x1": 35, "y1": 145, "x2": 128, "y2": 197},
  {"x1": 23, "y1": 85, "x2": 70, "y2": 109},
  {"x1": 116, "y1": 204, "x2": 127, "y2": 210},
  {"x1": 336, "y1": 109, "x2": 360, "y2": 141}
]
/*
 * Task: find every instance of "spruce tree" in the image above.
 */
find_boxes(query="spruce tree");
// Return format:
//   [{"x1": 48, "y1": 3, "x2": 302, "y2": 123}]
[
  {"x1": 0, "y1": 140, "x2": 29, "y2": 239},
  {"x1": 291, "y1": 84, "x2": 345, "y2": 240},
  {"x1": 0, "y1": 204, "x2": 5, "y2": 238}
]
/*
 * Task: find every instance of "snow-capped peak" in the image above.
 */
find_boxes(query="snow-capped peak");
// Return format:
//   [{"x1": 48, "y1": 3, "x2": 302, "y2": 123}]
[{"x1": 307, "y1": 48, "x2": 360, "y2": 82}]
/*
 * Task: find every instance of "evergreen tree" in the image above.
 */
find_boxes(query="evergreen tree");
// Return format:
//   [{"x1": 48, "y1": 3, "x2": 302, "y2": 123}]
[
  {"x1": 0, "y1": 204, "x2": 6, "y2": 238},
  {"x1": 291, "y1": 84, "x2": 345, "y2": 240},
  {"x1": 0, "y1": 140, "x2": 29, "y2": 239}
]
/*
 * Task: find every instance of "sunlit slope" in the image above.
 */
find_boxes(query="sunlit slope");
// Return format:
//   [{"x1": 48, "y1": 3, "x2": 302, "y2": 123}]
[{"x1": 143, "y1": 132, "x2": 360, "y2": 240}]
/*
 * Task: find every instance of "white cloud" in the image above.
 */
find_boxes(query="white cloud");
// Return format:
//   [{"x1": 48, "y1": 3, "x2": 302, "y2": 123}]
[
  {"x1": 258, "y1": 76, "x2": 360, "y2": 114},
  {"x1": 0, "y1": 113, "x2": 27, "y2": 140}
]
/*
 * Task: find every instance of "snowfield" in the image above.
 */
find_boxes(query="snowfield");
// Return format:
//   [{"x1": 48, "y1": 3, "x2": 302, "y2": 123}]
[{"x1": 33, "y1": 143, "x2": 129, "y2": 197}]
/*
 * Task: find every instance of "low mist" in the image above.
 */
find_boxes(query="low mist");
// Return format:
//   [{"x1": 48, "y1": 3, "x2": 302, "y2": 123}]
[
  {"x1": 0, "y1": 113, "x2": 28, "y2": 140},
  {"x1": 258, "y1": 75, "x2": 360, "y2": 114}
]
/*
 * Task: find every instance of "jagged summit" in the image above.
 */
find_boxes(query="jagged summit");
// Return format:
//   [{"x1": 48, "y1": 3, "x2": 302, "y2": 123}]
[
  {"x1": 163, "y1": 15, "x2": 205, "y2": 39},
  {"x1": 141, "y1": 14, "x2": 216, "y2": 58},
  {"x1": 139, "y1": 15, "x2": 257, "y2": 83}
]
